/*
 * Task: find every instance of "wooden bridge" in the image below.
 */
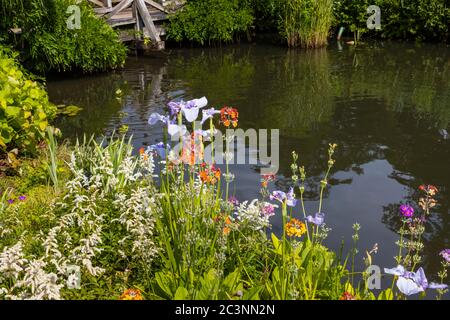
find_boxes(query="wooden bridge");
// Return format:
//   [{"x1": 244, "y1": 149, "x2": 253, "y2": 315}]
[{"x1": 88, "y1": 0, "x2": 183, "y2": 50}]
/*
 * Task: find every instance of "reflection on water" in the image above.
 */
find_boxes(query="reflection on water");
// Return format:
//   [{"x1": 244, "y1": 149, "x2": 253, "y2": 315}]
[{"x1": 47, "y1": 42, "x2": 450, "y2": 290}]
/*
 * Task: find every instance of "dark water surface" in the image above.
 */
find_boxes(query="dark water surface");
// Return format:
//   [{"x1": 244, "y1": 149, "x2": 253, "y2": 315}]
[{"x1": 47, "y1": 42, "x2": 450, "y2": 293}]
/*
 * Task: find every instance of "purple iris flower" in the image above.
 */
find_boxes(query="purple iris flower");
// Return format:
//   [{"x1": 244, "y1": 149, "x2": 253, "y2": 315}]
[
  {"x1": 306, "y1": 212, "x2": 325, "y2": 226},
  {"x1": 384, "y1": 265, "x2": 448, "y2": 296},
  {"x1": 18, "y1": 195, "x2": 26, "y2": 201},
  {"x1": 201, "y1": 108, "x2": 220, "y2": 125},
  {"x1": 399, "y1": 204, "x2": 414, "y2": 218},
  {"x1": 148, "y1": 112, "x2": 187, "y2": 137},
  {"x1": 270, "y1": 187, "x2": 297, "y2": 207},
  {"x1": 440, "y1": 249, "x2": 450, "y2": 263},
  {"x1": 148, "y1": 112, "x2": 169, "y2": 126},
  {"x1": 168, "y1": 101, "x2": 183, "y2": 117},
  {"x1": 7, "y1": 199, "x2": 14, "y2": 204},
  {"x1": 180, "y1": 97, "x2": 208, "y2": 123},
  {"x1": 147, "y1": 142, "x2": 171, "y2": 159},
  {"x1": 228, "y1": 196, "x2": 239, "y2": 207}
]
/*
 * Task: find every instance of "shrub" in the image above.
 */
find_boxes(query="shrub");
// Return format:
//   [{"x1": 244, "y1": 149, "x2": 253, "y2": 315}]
[
  {"x1": 333, "y1": 0, "x2": 450, "y2": 42},
  {"x1": 332, "y1": 0, "x2": 370, "y2": 41},
  {"x1": 166, "y1": 0, "x2": 254, "y2": 44},
  {"x1": 0, "y1": 47, "x2": 57, "y2": 155},
  {"x1": 375, "y1": 0, "x2": 449, "y2": 42},
  {"x1": 1, "y1": 0, "x2": 127, "y2": 73}
]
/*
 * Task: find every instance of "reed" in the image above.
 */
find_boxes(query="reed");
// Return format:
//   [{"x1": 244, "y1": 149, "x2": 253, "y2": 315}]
[{"x1": 281, "y1": 0, "x2": 333, "y2": 48}]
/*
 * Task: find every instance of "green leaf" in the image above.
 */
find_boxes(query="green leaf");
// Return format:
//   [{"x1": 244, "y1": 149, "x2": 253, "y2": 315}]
[
  {"x1": 155, "y1": 272, "x2": 174, "y2": 299},
  {"x1": 174, "y1": 287, "x2": 189, "y2": 300},
  {"x1": 378, "y1": 288, "x2": 394, "y2": 300},
  {"x1": 5, "y1": 106, "x2": 20, "y2": 117}
]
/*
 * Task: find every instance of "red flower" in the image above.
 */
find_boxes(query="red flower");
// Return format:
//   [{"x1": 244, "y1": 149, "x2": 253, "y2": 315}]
[
  {"x1": 220, "y1": 106, "x2": 239, "y2": 128},
  {"x1": 199, "y1": 162, "x2": 221, "y2": 185},
  {"x1": 419, "y1": 184, "x2": 438, "y2": 196},
  {"x1": 339, "y1": 292, "x2": 356, "y2": 300}
]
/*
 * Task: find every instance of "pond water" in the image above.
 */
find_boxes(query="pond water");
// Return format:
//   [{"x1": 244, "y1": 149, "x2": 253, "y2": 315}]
[{"x1": 47, "y1": 42, "x2": 450, "y2": 294}]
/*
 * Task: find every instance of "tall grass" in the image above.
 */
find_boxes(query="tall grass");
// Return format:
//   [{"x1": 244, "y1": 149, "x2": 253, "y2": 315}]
[
  {"x1": 281, "y1": 0, "x2": 333, "y2": 48},
  {"x1": 46, "y1": 127, "x2": 59, "y2": 190}
]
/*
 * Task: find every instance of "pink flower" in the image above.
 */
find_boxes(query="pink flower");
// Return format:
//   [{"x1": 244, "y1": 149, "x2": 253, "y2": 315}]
[{"x1": 399, "y1": 204, "x2": 414, "y2": 218}]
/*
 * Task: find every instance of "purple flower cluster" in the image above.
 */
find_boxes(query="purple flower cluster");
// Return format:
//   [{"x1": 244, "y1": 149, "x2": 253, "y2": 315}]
[
  {"x1": 228, "y1": 196, "x2": 239, "y2": 207},
  {"x1": 306, "y1": 212, "x2": 325, "y2": 226},
  {"x1": 399, "y1": 204, "x2": 414, "y2": 218},
  {"x1": 439, "y1": 249, "x2": 450, "y2": 263},
  {"x1": 261, "y1": 203, "x2": 276, "y2": 218},
  {"x1": 6, "y1": 195, "x2": 26, "y2": 204}
]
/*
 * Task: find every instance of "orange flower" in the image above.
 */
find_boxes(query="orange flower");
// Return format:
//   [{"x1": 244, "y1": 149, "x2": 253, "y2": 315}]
[
  {"x1": 220, "y1": 106, "x2": 239, "y2": 128},
  {"x1": 285, "y1": 218, "x2": 306, "y2": 238},
  {"x1": 223, "y1": 226, "x2": 231, "y2": 235},
  {"x1": 119, "y1": 288, "x2": 143, "y2": 300},
  {"x1": 225, "y1": 216, "x2": 232, "y2": 225},
  {"x1": 139, "y1": 147, "x2": 145, "y2": 155},
  {"x1": 213, "y1": 167, "x2": 221, "y2": 179},
  {"x1": 199, "y1": 163, "x2": 221, "y2": 185}
]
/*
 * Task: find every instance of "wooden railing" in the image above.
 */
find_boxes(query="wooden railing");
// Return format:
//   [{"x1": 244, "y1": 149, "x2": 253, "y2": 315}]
[{"x1": 87, "y1": 0, "x2": 176, "y2": 49}]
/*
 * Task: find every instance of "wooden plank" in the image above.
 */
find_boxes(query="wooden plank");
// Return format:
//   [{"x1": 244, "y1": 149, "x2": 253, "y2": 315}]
[
  {"x1": 106, "y1": 0, "x2": 134, "y2": 20},
  {"x1": 108, "y1": 17, "x2": 137, "y2": 27},
  {"x1": 103, "y1": 0, "x2": 113, "y2": 8},
  {"x1": 94, "y1": 7, "x2": 114, "y2": 14},
  {"x1": 136, "y1": 0, "x2": 161, "y2": 43},
  {"x1": 132, "y1": 1, "x2": 141, "y2": 40},
  {"x1": 144, "y1": 0, "x2": 168, "y2": 13}
]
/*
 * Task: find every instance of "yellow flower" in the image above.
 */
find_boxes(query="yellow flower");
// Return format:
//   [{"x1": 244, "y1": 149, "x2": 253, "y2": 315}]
[
  {"x1": 119, "y1": 288, "x2": 143, "y2": 300},
  {"x1": 285, "y1": 218, "x2": 306, "y2": 238}
]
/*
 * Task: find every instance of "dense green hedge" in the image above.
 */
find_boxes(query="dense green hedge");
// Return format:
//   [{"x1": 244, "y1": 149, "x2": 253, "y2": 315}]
[
  {"x1": 167, "y1": 0, "x2": 449, "y2": 45},
  {"x1": 0, "y1": 47, "x2": 56, "y2": 155},
  {"x1": 1, "y1": 0, "x2": 127, "y2": 73},
  {"x1": 334, "y1": 0, "x2": 450, "y2": 42},
  {"x1": 166, "y1": 0, "x2": 254, "y2": 44}
]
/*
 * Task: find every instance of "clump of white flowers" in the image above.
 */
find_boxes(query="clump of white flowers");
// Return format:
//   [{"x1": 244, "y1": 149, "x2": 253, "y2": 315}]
[
  {"x1": 0, "y1": 138, "x2": 160, "y2": 299},
  {"x1": 234, "y1": 199, "x2": 275, "y2": 230},
  {"x1": 0, "y1": 243, "x2": 63, "y2": 300}
]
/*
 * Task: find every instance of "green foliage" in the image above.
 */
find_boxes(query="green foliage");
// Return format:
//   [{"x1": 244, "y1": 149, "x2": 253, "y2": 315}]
[
  {"x1": 0, "y1": 47, "x2": 57, "y2": 155},
  {"x1": 333, "y1": 0, "x2": 450, "y2": 42},
  {"x1": 278, "y1": 0, "x2": 334, "y2": 48},
  {"x1": 166, "y1": 0, "x2": 254, "y2": 44},
  {"x1": 375, "y1": 0, "x2": 450, "y2": 42},
  {"x1": 153, "y1": 268, "x2": 243, "y2": 299},
  {"x1": 333, "y1": 0, "x2": 370, "y2": 41},
  {"x1": 1, "y1": 0, "x2": 127, "y2": 73}
]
